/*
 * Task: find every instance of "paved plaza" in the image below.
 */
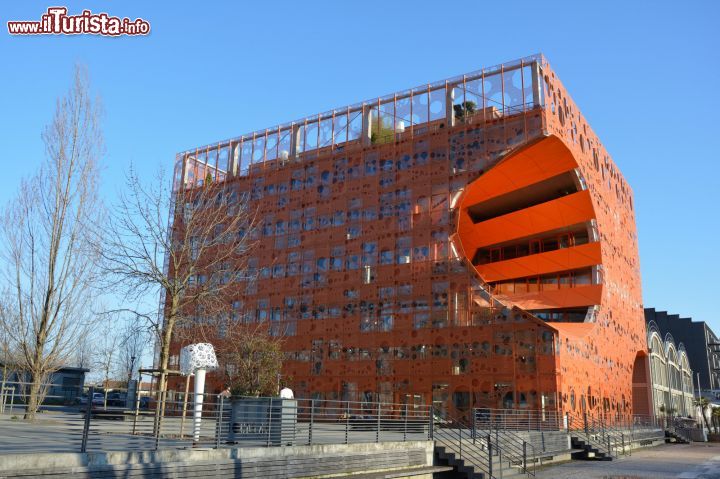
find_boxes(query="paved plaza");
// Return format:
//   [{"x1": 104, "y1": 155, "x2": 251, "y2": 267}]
[{"x1": 536, "y1": 442, "x2": 720, "y2": 479}]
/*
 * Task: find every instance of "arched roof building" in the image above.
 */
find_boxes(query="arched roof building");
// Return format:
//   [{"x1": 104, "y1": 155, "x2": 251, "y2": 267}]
[{"x1": 647, "y1": 321, "x2": 694, "y2": 417}]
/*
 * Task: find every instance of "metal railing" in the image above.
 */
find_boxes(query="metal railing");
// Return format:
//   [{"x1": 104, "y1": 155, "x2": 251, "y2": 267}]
[
  {"x1": 566, "y1": 410, "x2": 615, "y2": 458},
  {"x1": 472, "y1": 409, "x2": 542, "y2": 476},
  {"x1": 0, "y1": 381, "x2": 432, "y2": 454},
  {"x1": 433, "y1": 412, "x2": 500, "y2": 478},
  {"x1": 565, "y1": 411, "x2": 669, "y2": 458},
  {"x1": 474, "y1": 408, "x2": 563, "y2": 431},
  {"x1": 433, "y1": 408, "x2": 539, "y2": 478},
  {"x1": 0, "y1": 380, "x2": 683, "y2": 469},
  {"x1": 487, "y1": 425, "x2": 536, "y2": 476}
]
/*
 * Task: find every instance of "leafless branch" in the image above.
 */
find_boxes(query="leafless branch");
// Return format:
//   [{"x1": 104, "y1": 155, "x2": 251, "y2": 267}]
[{"x1": 99, "y1": 163, "x2": 258, "y2": 395}]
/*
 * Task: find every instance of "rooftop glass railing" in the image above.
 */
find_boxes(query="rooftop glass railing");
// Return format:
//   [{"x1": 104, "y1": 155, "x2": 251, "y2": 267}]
[{"x1": 173, "y1": 54, "x2": 545, "y2": 191}]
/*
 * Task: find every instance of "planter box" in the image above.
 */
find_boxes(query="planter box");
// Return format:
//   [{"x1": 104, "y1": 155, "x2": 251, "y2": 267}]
[
  {"x1": 686, "y1": 427, "x2": 705, "y2": 442},
  {"x1": 228, "y1": 398, "x2": 297, "y2": 446}
]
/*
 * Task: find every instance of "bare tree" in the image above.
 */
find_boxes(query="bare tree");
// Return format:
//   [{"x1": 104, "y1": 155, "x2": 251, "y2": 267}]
[
  {"x1": 101, "y1": 164, "x2": 256, "y2": 397},
  {"x1": 216, "y1": 323, "x2": 285, "y2": 397},
  {"x1": 0, "y1": 66, "x2": 104, "y2": 420},
  {"x1": 116, "y1": 318, "x2": 147, "y2": 387},
  {"x1": 73, "y1": 333, "x2": 95, "y2": 370},
  {"x1": 95, "y1": 322, "x2": 120, "y2": 407}
]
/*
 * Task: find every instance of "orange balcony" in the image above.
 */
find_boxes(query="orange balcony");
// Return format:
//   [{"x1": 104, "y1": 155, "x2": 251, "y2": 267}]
[
  {"x1": 497, "y1": 284, "x2": 603, "y2": 310},
  {"x1": 476, "y1": 242, "x2": 601, "y2": 283},
  {"x1": 460, "y1": 135, "x2": 579, "y2": 207},
  {"x1": 459, "y1": 189, "x2": 596, "y2": 253}
]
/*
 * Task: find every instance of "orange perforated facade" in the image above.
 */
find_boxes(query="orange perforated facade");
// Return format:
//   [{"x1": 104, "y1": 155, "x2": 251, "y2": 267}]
[{"x1": 170, "y1": 54, "x2": 649, "y2": 418}]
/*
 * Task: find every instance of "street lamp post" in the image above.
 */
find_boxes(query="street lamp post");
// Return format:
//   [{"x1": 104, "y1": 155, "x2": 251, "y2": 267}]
[
  {"x1": 697, "y1": 372, "x2": 702, "y2": 400},
  {"x1": 128, "y1": 355, "x2": 136, "y2": 387},
  {"x1": 179, "y1": 343, "x2": 219, "y2": 445}
]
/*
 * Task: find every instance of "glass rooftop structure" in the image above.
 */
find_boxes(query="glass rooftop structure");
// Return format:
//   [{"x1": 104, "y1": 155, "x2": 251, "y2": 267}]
[{"x1": 174, "y1": 54, "x2": 544, "y2": 190}]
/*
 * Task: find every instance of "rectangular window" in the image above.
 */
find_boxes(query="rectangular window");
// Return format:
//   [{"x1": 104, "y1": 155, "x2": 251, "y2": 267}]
[
  {"x1": 530, "y1": 240, "x2": 541, "y2": 255},
  {"x1": 380, "y1": 250, "x2": 394, "y2": 265},
  {"x1": 573, "y1": 231, "x2": 590, "y2": 246},
  {"x1": 346, "y1": 255, "x2": 360, "y2": 270},
  {"x1": 347, "y1": 225, "x2": 361, "y2": 240},
  {"x1": 413, "y1": 313, "x2": 429, "y2": 329},
  {"x1": 331, "y1": 257, "x2": 344, "y2": 271},
  {"x1": 542, "y1": 238, "x2": 559, "y2": 252},
  {"x1": 396, "y1": 250, "x2": 411, "y2": 264},
  {"x1": 502, "y1": 245, "x2": 517, "y2": 260},
  {"x1": 541, "y1": 275, "x2": 558, "y2": 291},
  {"x1": 558, "y1": 234, "x2": 570, "y2": 249},
  {"x1": 379, "y1": 314, "x2": 393, "y2": 331},
  {"x1": 497, "y1": 282, "x2": 514, "y2": 295},
  {"x1": 574, "y1": 270, "x2": 592, "y2": 285}
]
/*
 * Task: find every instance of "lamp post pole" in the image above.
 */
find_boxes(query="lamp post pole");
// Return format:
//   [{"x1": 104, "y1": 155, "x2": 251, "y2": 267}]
[
  {"x1": 128, "y1": 355, "x2": 136, "y2": 386},
  {"x1": 193, "y1": 368, "x2": 207, "y2": 444},
  {"x1": 697, "y1": 372, "x2": 702, "y2": 400}
]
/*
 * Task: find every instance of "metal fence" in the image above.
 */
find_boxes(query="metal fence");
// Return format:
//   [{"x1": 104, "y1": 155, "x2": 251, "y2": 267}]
[
  {"x1": 473, "y1": 408, "x2": 563, "y2": 431},
  {"x1": 467, "y1": 407, "x2": 674, "y2": 463},
  {"x1": 0, "y1": 382, "x2": 432, "y2": 454},
  {"x1": 0, "y1": 382, "x2": 685, "y2": 464},
  {"x1": 563, "y1": 410, "x2": 668, "y2": 458}
]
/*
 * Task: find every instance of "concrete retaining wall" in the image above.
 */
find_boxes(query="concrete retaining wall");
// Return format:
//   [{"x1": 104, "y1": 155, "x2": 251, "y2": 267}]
[{"x1": 0, "y1": 441, "x2": 435, "y2": 478}]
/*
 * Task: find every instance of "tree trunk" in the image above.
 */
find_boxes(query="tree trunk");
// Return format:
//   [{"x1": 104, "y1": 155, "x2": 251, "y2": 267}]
[
  {"x1": 157, "y1": 299, "x2": 178, "y2": 397},
  {"x1": 702, "y1": 408, "x2": 712, "y2": 434},
  {"x1": 24, "y1": 341, "x2": 47, "y2": 421},
  {"x1": 157, "y1": 316, "x2": 174, "y2": 396},
  {"x1": 153, "y1": 301, "x2": 177, "y2": 437},
  {"x1": 24, "y1": 374, "x2": 42, "y2": 421}
]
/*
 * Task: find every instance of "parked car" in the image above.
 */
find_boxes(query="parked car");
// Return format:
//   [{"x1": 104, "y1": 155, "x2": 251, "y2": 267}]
[
  {"x1": 78, "y1": 392, "x2": 105, "y2": 407},
  {"x1": 106, "y1": 392, "x2": 126, "y2": 408}
]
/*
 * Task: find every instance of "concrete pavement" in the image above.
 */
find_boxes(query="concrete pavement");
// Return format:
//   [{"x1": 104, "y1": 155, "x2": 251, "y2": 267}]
[{"x1": 536, "y1": 442, "x2": 720, "y2": 478}]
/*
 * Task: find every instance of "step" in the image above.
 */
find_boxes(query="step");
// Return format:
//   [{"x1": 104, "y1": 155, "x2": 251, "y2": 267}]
[
  {"x1": 436, "y1": 444, "x2": 532, "y2": 478},
  {"x1": 435, "y1": 448, "x2": 483, "y2": 479}
]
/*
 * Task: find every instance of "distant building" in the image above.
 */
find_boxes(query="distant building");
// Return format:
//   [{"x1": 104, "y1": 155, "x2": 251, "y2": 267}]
[
  {"x1": 47, "y1": 367, "x2": 88, "y2": 402},
  {"x1": 1, "y1": 365, "x2": 88, "y2": 403},
  {"x1": 645, "y1": 321, "x2": 694, "y2": 416},
  {"x1": 645, "y1": 308, "x2": 720, "y2": 391}
]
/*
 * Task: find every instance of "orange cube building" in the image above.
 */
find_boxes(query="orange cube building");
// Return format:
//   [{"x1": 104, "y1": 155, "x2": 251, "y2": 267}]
[{"x1": 172, "y1": 54, "x2": 650, "y2": 418}]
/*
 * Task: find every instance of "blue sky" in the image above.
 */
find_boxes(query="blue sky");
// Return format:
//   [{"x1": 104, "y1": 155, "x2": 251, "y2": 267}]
[{"x1": 1, "y1": 1, "x2": 718, "y2": 333}]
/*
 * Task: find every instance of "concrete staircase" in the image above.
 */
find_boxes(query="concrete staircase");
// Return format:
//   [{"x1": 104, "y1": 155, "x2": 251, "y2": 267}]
[
  {"x1": 570, "y1": 436, "x2": 612, "y2": 461},
  {"x1": 434, "y1": 445, "x2": 527, "y2": 479}
]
